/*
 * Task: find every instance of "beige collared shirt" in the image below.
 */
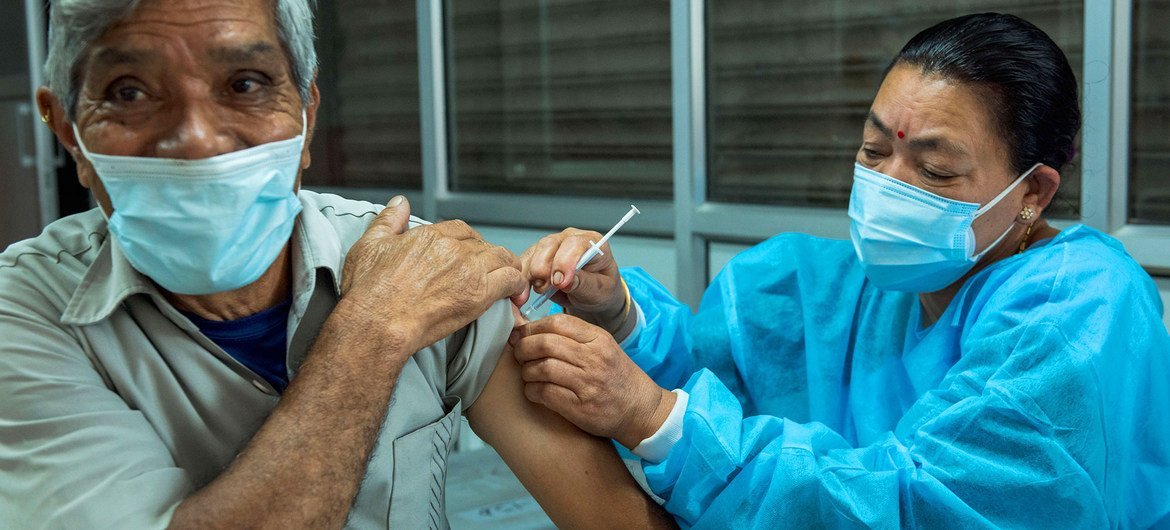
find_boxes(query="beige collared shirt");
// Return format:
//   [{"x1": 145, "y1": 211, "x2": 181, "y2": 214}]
[{"x1": 0, "y1": 190, "x2": 513, "y2": 529}]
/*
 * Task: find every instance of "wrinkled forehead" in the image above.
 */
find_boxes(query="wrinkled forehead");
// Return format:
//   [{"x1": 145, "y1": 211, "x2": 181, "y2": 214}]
[
  {"x1": 82, "y1": 0, "x2": 283, "y2": 71},
  {"x1": 869, "y1": 64, "x2": 1009, "y2": 162}
]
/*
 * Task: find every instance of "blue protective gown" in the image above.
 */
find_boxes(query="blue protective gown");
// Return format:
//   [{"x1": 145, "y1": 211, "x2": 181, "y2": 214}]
[{"x1": 621, "y1": 225, "x2": 1170, "y2": 529}]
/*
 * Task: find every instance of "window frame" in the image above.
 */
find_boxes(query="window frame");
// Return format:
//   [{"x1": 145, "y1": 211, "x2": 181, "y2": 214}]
[{"x1": 313, "y1": 0, "x2": 1169, "y2": 306}]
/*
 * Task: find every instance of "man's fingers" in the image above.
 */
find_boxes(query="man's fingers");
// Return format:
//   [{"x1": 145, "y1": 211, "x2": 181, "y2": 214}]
[
  {"x1": 470, "y1": 240, "x2": 519, "y2": 270},
  {"x1": 511, "y1": 289, "x2": 531, "y2": 308},
  {"x1": 428, "y1": 218, "x2": 482, "y2": 241},
  {"x1": 369, "y1": 195, "x2": 411, "y2": 235},
  {"x1": 518, "y1": 245, "x2": 536, "y2": 281},
  {"x1": 485, "y1": 266, "x2": 528, "y2": 303}
]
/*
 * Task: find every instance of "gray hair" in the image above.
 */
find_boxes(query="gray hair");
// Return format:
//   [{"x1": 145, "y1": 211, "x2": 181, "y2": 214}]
[{"x1": 45, "y1": 0, "x2": 318, "y2": 121}]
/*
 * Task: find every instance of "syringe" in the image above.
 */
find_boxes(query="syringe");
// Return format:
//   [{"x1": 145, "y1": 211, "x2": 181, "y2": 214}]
[{"x1": 522, "y1": 205, "x2": 641, "y2": 318}]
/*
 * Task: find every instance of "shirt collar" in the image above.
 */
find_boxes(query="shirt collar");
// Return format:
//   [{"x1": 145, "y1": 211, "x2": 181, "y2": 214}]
[
  {"x1": 61, "y1": 193, "x2": 345, "y2": 326},
  {"x1": 289, "y1": 195, "x2": 345, "y2": 305},
  {"x1": 61, "y1": 228, "x2": 156, "y2": 325}
]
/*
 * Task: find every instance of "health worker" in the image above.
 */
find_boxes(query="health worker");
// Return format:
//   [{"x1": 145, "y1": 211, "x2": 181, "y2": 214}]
[{"x1": 512, "y1": 13, "x2": 1170, "y2": 528}]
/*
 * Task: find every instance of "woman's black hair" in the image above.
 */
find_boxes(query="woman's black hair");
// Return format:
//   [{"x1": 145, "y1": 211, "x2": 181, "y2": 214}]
[{"x1": 887, "y1": 13, "x2": 1081, "y2": 175}]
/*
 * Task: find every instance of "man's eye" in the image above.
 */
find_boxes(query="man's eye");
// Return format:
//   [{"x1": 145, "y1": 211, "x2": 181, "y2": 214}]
[
  {"x1": 230, "y1": 77, "x2": 265, "y2": 94},
  {"x1": 111, "y1": 85, "x2": 145, "y2": 103}
]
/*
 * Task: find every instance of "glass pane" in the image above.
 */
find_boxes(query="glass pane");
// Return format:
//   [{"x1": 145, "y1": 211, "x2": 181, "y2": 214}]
[
  {"x1": 707, "y1": 1, "x2": 1083, "y2": 218},
  {"x1": 1130, "y1": 0, "x2": 1170, "y2": 224},
  {"x1": 0, "y1": 1, "x2": 29, "y2": 76},
  {"x1": 446, "y1": 0, "x2": 672, "y2": 198},
  {"x1": 303, "y1": 0, "x2": 421, "y2": 189}
]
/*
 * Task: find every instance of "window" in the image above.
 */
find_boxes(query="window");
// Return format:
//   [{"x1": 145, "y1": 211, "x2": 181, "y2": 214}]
[
  {"x1": 0, "y1": 2, "x2": 26, "y2": 76},
  {"x1": 445, "y1": 0, "x2": 672, "y2": 198},
  {"x1": 288, "y1": 1, "x2": 1164, "y2": 304},
  {"x1": 705, "y1": 1, "x2": 1084, "y2": 217},
  {"x1": 303, "y1": 0, "x2": 422, "y2": 189},
  {"x1": 1130, "y1": 0, "x2": 1170, "y2": 224}
]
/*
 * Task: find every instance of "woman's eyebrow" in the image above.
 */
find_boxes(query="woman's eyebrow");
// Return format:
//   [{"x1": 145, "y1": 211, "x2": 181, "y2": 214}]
[
  {"x1": 907, "y1": 136, "x2": 968, "y2": 157},
  {"x1": 866, "y1": 111, "x2": 893, "y2": 138}
]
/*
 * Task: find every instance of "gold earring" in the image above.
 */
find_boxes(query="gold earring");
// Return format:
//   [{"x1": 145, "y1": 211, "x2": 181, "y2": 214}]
[
  {"x1": 1019, "y1": 207, "x2": 1035, "y2": 221},
  {"x1": 40, "y1": 110, "x2": 51, "y2": 124},
  {"x1": 1017, "y1": 221, "x2": 1036, "y2": 254}
]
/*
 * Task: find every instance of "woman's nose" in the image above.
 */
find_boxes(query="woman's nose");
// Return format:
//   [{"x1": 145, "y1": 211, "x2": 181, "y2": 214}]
[{"x1": 873, "y1": 159, "x2": 916, "y2": 185}]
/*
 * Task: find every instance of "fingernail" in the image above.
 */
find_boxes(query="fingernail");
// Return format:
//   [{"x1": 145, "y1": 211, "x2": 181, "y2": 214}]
[
  {"x1": 553, "y1": 271, "x2": 564, "y2": 285},
  {"x1": 388, "y1": 195, "x2": 404, "y2": 207},
  {"x1": 533, "y1": 279, "x2": 545, "y2": 291},
  {"x1": 570, "y1": 276, "x2": 581, "y2": 292}
]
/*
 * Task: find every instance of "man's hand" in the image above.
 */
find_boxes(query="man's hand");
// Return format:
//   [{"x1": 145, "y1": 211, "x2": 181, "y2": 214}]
[
  {"x1": 339, "y1": 196, "x2": 528, "y2": 353},
  {"x1": 509, "y1": 313, "x2": 676, "y2": 450},
  {"x1": 520, "y1": 228, "x2": 627, "y2": 332}
]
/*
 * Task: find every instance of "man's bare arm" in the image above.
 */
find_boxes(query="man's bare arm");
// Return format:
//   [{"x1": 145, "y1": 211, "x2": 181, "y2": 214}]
[{"x1": 467, "y1": 331, "x2": 676, "y2": 529}]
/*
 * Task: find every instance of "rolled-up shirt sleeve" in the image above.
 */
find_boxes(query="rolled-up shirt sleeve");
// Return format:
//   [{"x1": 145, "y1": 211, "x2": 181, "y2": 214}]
[{"x1": 444, "y1": 298, "x2": 516, "y2": 408}]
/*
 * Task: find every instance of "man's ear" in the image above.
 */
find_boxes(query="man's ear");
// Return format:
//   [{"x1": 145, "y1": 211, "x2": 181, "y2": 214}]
[
  {"x1": 36, "y1": 87, "x2": 77, "y2": 154},
  {"x1": 36, "y1": 86, "x2": 93, "y2": 189},
  {"x1": 300, "y1": 74, "x2": 320, "y2": 171}
]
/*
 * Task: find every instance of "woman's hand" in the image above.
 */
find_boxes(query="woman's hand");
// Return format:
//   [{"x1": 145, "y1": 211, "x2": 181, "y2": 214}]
[
  {"x1": 520, "y1": 228, "x2": 634, "y2": 338},
  {"x1": 509, "y1": 313, "x2": 676, "y2": 450}
]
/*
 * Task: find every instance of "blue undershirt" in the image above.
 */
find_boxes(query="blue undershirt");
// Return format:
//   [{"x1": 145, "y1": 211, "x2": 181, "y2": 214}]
[{"x1": 183, "y1": 299, "x2": 292, "y2": 393}]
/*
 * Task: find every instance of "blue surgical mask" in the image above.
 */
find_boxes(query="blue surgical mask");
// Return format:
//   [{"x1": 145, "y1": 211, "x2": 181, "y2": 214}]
[
  {"x1": 848, "y1": 162, "x2": 1040, "y2": 293},
  {"x1": 73, "y1": 113, "x2": 307, "y2": 295}
]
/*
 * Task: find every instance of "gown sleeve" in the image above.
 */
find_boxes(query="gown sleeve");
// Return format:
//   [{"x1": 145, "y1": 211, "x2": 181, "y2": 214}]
[{"x1": 619, "y1": 266, "x2": 703, "y2": 391}]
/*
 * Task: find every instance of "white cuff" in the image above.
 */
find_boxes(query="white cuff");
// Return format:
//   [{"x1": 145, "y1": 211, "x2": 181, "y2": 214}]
[
  {"x1": 631, "y1": 389, "x2": 688, "y2": 464},
  {"x1": 618, "y1": 300, "x2": 646, "y2": 350}
]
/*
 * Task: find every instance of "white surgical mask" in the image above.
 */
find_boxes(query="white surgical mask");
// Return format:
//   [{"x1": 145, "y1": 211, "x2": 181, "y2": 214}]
[
  {"x1": 73, "y1": 112, "x2": 307, "y2": 295},
  {"x1": 848, "y1": 162, "x2": 1040, "y2": 293}
]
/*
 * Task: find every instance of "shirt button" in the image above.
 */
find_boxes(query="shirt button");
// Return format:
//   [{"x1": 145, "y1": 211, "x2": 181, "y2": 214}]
[{"x1": 251, "y1": 379, "x2": 269, "y2": 393}]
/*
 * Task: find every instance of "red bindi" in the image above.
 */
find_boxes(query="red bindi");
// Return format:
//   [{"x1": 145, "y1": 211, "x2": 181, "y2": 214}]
[{"x1": 897, "y1": 130, "x2": 905, "y2": 139}]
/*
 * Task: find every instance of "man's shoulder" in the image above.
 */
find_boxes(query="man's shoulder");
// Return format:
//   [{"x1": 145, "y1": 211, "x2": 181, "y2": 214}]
[
  {"x1": 299, "y1": 190, "x2": 383, "y2": 228},
  {"x1": 0, "y1": 209, "x2": 108, "y2": 313},
  {"x1": 298, "y1": 190, "x2": 430, "y2": 250}
]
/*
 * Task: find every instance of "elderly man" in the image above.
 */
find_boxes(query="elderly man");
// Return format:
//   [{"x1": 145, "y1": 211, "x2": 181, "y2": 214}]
[{"x1": 0, "y1": 0, "x2": 672, "y2": 528}]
